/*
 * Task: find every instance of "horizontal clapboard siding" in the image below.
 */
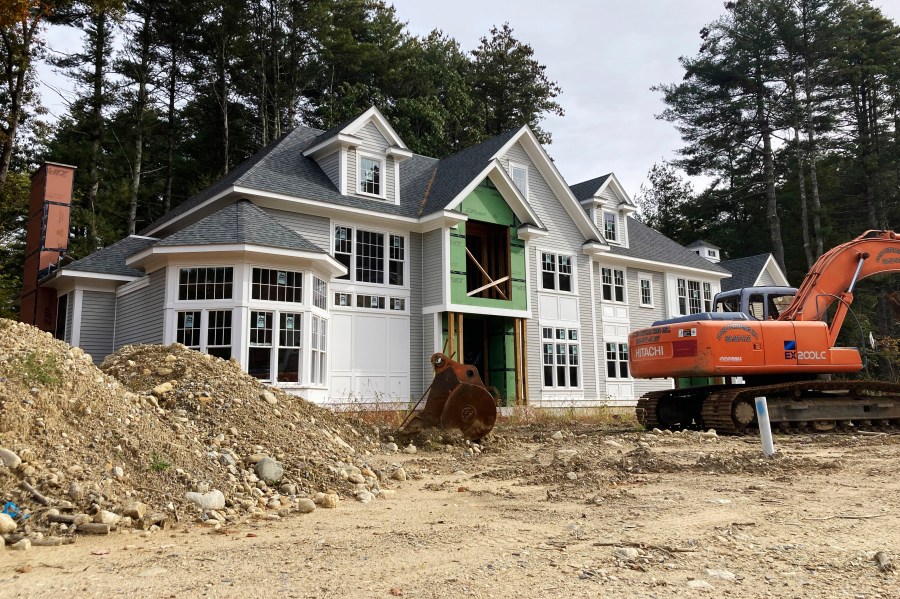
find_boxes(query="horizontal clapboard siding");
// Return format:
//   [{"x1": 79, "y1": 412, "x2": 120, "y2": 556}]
[
  {"x1": 114, "y1": 270, "x2": 165, "y2": 351},
  {"x1": 262, "y1": 208, "x2": 331, "y2": 251},
  {"x1": 80, "y1": 291, "x2": 116, "y2": 364}
]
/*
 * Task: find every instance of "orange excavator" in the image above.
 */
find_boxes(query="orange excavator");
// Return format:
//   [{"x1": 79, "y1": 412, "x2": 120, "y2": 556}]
[{"x1": 629, "y1": 230, "x2": 900, "y2": 433}]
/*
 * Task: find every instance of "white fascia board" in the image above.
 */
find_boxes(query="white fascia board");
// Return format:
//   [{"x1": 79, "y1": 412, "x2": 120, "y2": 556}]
[
  {"x1": 45, "y1": 270, "x2": 138, "y2": 288},
  {"x1": 423, "y1": 303, "x2": 532, "y2": 319},
  {"x1": 758, "y1": 254, "x2": 790, "y2": 287},
  {"x1": 596, "y1": 252, "x2": 731, "y2": 278},
  {"x1": 417, "y1": 210, "x2": 468, "y2": 232},
  {"x1": 387, "y1": 146, "x2": 413, "y2": 162},
  {"x1": 342, "y1": 106, "x2": 408, "y2": 149},
  {"x1": 143, "y1": 186, "x2": 235, "y2": 237},
  {"x1": 443, "y1": 161, "x2": 545, "y2": 228},
  {"x1": 596, "y1": 173, "x2": 636, "y2": 208},
  {"x1": 493, "y1": 127, "x2": 605, "y2": 243},
  {"x1": 582, "y1": 240, "x2": 610, "y2": 257},
  {"x1": 302, "y1": 133, "x2": 364, "y2": 160},
  {"x1": 128, "y1": 243, "x2": 347, "y2": 277},
  {"x1": 517, "y1": 224, "x2": 548, "y2": 241}
]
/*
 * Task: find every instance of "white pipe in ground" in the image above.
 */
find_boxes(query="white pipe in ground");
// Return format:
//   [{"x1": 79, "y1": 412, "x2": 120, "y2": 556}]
[{"x1": 755, "y1": 396, "x2": 776, "y2": 457}]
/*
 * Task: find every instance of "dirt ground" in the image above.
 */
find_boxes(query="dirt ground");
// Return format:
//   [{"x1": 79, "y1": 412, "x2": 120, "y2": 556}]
[{"x1": 2, "y1": 422, "x2": 899, "y2": 599}]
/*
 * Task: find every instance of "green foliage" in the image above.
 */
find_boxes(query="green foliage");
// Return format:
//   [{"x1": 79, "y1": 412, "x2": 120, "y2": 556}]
[
  {"x1": 635, "y1": 162, "x2": 693, "y2": 243},
  {"x1": 17, "y1": 351, "x2": 63, "y2": 387},
  {"x1": 149, "y1": 453, "x2": 171, "y2": 472}
]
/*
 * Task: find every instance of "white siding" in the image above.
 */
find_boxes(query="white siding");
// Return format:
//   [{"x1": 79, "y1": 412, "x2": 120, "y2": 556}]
[
  {"x1": 347, "y1": 122, "x2": 395, "y2": 202},
  {"x1": 757, "y1": 269, "x2": 777, "y2": 286},
  {"x1": 626, "y1": 269, "x2": 673, "y2": 400},
  {"x1": 80, "y1": 291, "x2": 116, "y2": 364},
  {"x1": 356, "y1": 122, "x2": 390, "y2": 152},
  {"x1": 262, "y1": 208, "x2": 331, "y2": 251},
  {"x1": 114, "y1": 270, "x2": 165, "y2": 350},
  {"x1": 408, "y1": 232, "x2": 424, "y2": 399}
]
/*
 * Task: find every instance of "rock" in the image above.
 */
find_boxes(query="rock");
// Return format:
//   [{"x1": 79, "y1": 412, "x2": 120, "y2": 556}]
[
  {"x1": 391, "y1": 468, "x2": 407, "y2": 482},
  {"x1": 255, "y1": 457, "x2": 284, "y2": 483},
  {"x1": 152, "y1": 382, "x2": 174, "y2": 396},
  {"x1": 614, "y1": 547, "x2": 639, "y2": 560},
  {"x1": 296, "y1": 498, "x2": 316, "y2": 513},
  {"x1": 603, "y1": 440, "x2": 624, "y2": 448},
  {"x1": 384, "y1": 442, "x2": 399, "y2": 453},
  {"x1": 551, "y1": 431, "x2": 564, "y2": 441},
  {"x1": 320, "y1": 493, "x2": 339, "y2": 509},
  {"x1": 705, "y1": 568, "x2": 737, "y2": 581},
  {"x1": 688, "y1": 580, "x2": 714, "y2": 590},
  {"x1": 93, "y1": 510, "x2": 121, "y2": 526},
  {"x1": 0, "y1": 447, "x2": 22, "y2": 469},
  {"x1": 566, "y1": 472, "x2": 578, "y2": 481},
  {"x1": 68, "y1": 482, "x2": 83, "y2": 500},
  {"x1": 156, "y1": 367, "x2": 174, "y2": 376},
  {"x1": 184, "y1": 490, "x2": 226, "y2": 511},
  {"x1": 10, "y1": 539, "x2": 30, "y2": 551},
  {"x1": 0, "y1": 535, "x2": 4, "y2": 548},
  {"x1": 280, "y1": 483, "x2": 297, "y2": 495},
  {"x1": 122, "y1": 501, "x2": 147, "y2": 520},
  {"x1": 355, "y1": 490, "x2": 375, "y2": 504},
  {"x1": 164, "y1": 354, "x2": 177, "y2": 363},
  {"x1": 112, "y1": 466, "x2": 125, "y2": 480},
  {"x1": 347, "y1": 472, "x2": 366, "y2": 484},
  {"x1": 0, "y1": 513, "x2": 17, "y2": 534},
  {"x1": 699, "y1": 429, "x2": 718, "y2": 439},
  {"x1": 245, "y1": 453, "x2": 267, "y2": 465},
  {"x1": 402, "y1": 444, "x2": 417, "y2": 454},
  {"x1": 261, "y1": 391, "x2": 278, "y2": 405}
]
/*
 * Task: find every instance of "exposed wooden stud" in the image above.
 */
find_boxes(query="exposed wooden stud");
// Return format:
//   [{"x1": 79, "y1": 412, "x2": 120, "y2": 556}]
[
  {"x1": 521, "y1": 319, "x2": 529, "y2": 405},
  {"x1": 513, "y1": 318, "x2": 521, "y2": 404},
  {"x1": 458, "y1": 312, "x2": 464, "y2": 363},
  {"x1": 448, "y1": 312, "x2": 455, "y2": 360}
]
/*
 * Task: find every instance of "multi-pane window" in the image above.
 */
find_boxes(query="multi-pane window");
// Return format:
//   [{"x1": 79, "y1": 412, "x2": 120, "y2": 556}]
[
  {"x1": 333, "y1": 226, "x2": 405, "y2": 286},
  {"x1": 310, "y1": 315, "x2": 327, "y2": 385},
  {"x1": 603, "y1": 212, "x2": 617, "y2": 242},
  {"x1": 248, "y1": 310, "x2": 274, "y2": 380},
  {"x1": 689, "y1": 280, "x2": 702, "y2": 314},
  {"x1": 542, "y1": 327, "x2": 580, "y2": 388},
  {"x1": 178, "y1": 267, "x2": 233, "y2": 300},
  {"x1": 313, "y1": 276, "x2": 327, "y2": 309},
  {"x1": 359, "y1": 156, "x2": 382, "y2": 196},
  {"x1": 606, "y1": 343, "x2": 629, "y2": 379},
  {"x1": 277, "y1": 313, "x2": 302, "y2": 382},
  {"x1": 703, "y1": 282, "x2": 713, "y2": 312},
  {"x1": 390, "y1": 298, "x2": 405, "y2": 311},
  {"x1": 252, "y1": 268, "x2": 302, "y2": 303},
  {"x1": 601, "y1": 267, "x2": 625, "y2": 302},
  {"x1": 389, "y1": 235, "x2": 404, "y2": 285},
  {"x1": 334, "y1": 292, "x2": 351, "y2": 307},
  {"x1": 677, "y1": 278, "x2": 688, "y2": 315},
  {"x1": 639, "y1": 275, "x2": 653, "y2": 307},
  {"x1": 510, "y1": 163, "x2": 528, "y2": 196},
  {"x1": 206, "y1": 310, "x2": 232, "y2": 360},
  {"x1": 357, "y1": 294, "x2": 386, "y2": 309},
  {"x1": 541, "y1": 253, "x2": 573, "y2": 292},
  {"x1": 176, "y1": 311, "x2": 202, "y2": 347}
]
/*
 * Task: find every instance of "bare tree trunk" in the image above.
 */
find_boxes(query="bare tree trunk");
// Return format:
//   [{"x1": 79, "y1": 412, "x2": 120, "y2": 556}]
[
  {"x1": 803, "y1": 64, "x2": 824, "y2": 257},
  {"x1": 164, "y1": 40, "x2": 178, "y2": 213},
  {"x1": 756, "y1": 65, "x2": 784, "y2": 271},
  {"x1": 794, "y1": 129, "x2": 814, "y2": 268},
  {"x1": 128, "y1": 13, "x2": 153, "y2": 235},
  {"x1": 216, "y1": 36, "x2": 229, "y2": 175},
  {"x1": 86, "y1": 12, "x2": 109, "y2": 250}
]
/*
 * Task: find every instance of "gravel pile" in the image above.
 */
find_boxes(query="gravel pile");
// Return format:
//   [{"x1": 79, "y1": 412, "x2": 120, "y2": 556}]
[{"x1": 0, "y1": 318, "x2": 396, "y2": 547}]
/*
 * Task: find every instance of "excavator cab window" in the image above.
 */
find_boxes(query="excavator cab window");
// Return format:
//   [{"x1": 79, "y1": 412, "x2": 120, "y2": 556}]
[
  {"x1": 747, "y1": 294, "x2": 766, "y2": 320},
  {"x1": 714, "y1": 295, "x2": 740, "y2": 313}
]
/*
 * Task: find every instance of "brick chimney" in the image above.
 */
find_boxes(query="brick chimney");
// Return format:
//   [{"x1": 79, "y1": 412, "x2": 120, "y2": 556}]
[{"x1": 20, "y1": 162, "x2": 76, "y2": 332}]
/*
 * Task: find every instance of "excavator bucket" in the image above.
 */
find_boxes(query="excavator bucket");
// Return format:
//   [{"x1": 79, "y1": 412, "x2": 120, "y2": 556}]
[{"x1": 398, "y1": 353, "x2": 497, "y2": 441}]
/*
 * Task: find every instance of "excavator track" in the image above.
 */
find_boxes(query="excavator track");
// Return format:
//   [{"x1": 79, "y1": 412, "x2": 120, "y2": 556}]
[
  {"x1": 641, "y1": 380, "x2": 900, "y2": 435},
  {"x1": 637, "y1": 385, "x2": 727, "y2": 430}
]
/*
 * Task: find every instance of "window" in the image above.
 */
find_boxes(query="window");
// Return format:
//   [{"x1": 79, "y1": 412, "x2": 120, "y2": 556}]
[
  {"x1": 178, "y1": 267, "x2": 233, "y2": 300},
  {"x1": 277, "y1": 313, "x2": 302, "y2": 382},
  {"x1": 252, "y1": 268, "x2": 302, "y2": 303},
  {"x1": 639, "y1": 275, "x2": 653, "y2": 307},
  {"x1": 510, "y1": 162, "x2": 528, "y2": 196},
  {"x1": 708, "y1": 249, "x2": 718, "y2": 258},
  {"x1": 601, "y1": 267, "x2": 625, "y2": 302},
  {"x1": 206, "y1": 310, "x2": 232, "y2": 360},
  {"x1": 603, "y1": 212, "x2": 617, "y2": 242},
  {"x1": 357, "y1": 294, "x2": 386, "y2": 309},
  {"x1": 542, "y1": 327, "x2": 580, "y2": 388},
  {"x1": 248, "y1": 310, "x2": 274, "y2": 380},
  {"x1": 55, "y1": 294, "x2": 68, "y2": 341},
  {"x1": 390, "y1": 298, "x2": 405, "y2": 311},
  {"x1": 177, "y1": 311, "x2": 202, "y2": 347},
  {"x1": 313, "y1": 276, "x2": 327, "y2": 310},
  {"x1": 677, "y1": 278, "x2": 711, "y2": 315},
  {"x1": 310, "y1": 315, "x2": 327, "y2": 385},
  {"x1": 359, "y1": 156, "x2": 382, "y2": 196},
  {"x1": 334, "y1": 292, "x2": 351, "y2": 307},
  {"x1": 606, "y1": 342, "x2": 630, "y2": 379},
  {"x1": 334, "y1": 226, "x2": 405, "y2": 286},
  {"x1": 541, "y1": 253, "x2": 573, "y2": 292}
]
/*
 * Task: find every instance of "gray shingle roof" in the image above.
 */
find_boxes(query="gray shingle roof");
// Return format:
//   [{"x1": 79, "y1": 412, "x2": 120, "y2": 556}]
[
  {"x1": 569, "y1": 174, "x2": 611, "y2": 202},
  {"x1": 719, "y1": 254, "x2": 771, "y2": 291},
  {"x1": 64, "y1": 235, "x2": 158, "y2": 278},
  {"x1": 157, "y1": 200, "x2": 324, "y2": 252},
  {"x1": 686, "y1": 239, "x2": 720, "y2": 250},
  {"x1": 606, "y1": 217, "x2": 730, "y2": 274}
]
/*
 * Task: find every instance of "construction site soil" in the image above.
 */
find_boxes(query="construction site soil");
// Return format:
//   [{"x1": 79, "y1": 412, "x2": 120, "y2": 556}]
[{"x1": 2, "y1": 319, "x2": 899, "y2": 597}]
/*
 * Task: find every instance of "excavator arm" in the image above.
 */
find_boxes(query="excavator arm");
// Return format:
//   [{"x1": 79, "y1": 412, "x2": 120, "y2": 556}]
[{"x1": 778, "y1": 230, "x2": 900, "y2": 346}]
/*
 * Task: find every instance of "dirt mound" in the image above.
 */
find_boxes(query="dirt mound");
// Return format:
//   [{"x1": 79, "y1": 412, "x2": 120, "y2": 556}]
[{"x1": 0, "y1": 319, "x2": 388, "y2": 541}]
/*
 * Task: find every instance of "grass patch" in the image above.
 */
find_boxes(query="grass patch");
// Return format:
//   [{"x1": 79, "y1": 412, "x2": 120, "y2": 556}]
[
  {"x1": 499, "y1": 405, "x2": 639, "y2": 428},
  {"x1": 149, "y1": 453, "x2": 171, "y2": 472},
  {"x1": 17, "y1": 351, "x2": 63, "y2": 387}
]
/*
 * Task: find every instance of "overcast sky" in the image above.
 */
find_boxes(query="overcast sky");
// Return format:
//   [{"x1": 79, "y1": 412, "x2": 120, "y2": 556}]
[{"x1": 35, "y1": 0, "x2": 900, "y2": 198}]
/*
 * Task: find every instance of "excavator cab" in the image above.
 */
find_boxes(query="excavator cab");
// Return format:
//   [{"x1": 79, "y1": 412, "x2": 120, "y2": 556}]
[{"x1": 713, "y1": 286, "x2": 797, "y2": 321}]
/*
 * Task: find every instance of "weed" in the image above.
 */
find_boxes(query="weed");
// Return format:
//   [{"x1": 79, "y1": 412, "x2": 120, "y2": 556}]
[
  {"x1": 500, "y1": 404, "x2": 638, "y2": 428},
  {"x1": 17, "y1": 351, "x2": 63, "y2": 387},
  {"x1": 149, "y1": 454, "x2": 171, "y2": 472}
]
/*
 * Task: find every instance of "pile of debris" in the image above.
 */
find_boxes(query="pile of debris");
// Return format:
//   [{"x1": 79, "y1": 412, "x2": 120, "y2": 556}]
[{"x1": 0, "y1": 319, "x2": 397, "y2": 549}]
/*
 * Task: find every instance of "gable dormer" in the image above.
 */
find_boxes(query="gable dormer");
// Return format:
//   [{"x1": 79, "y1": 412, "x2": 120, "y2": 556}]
[
  {"x1": 303, "y1": 106, "x2": 413, "y2": 204},
  {"x1": 569, "y1": 173, "x2": 636, "y2": 248},
  {"x1": 686, "y1": 240, "x2": 721, "y2": 263}
]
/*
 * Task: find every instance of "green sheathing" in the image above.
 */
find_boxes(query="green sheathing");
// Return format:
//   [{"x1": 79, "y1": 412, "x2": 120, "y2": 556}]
[
  {"x1": 441, "y1": 313, "x2": 516, "y2": 407},
  {"x1": 449, "y1": 185, "x2": 526, "y2": 310}
]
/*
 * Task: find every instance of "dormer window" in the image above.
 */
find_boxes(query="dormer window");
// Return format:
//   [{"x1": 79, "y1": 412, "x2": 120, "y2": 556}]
[
  {"x1": 708, "y1": 249, "x2": 717, "y2": 258},
  {"x1": 510, "y1": 162, "x2": 528, "y2": 197},
  {"x1": 603, "y1": 211, "x2": 618, "y2": 242},
  {"x1": 358, "y1": 154, "x2": 384, "y2": 198}
]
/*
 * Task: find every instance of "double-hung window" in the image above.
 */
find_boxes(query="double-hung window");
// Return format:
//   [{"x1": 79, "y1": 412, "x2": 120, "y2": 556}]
[
  {"x1": 333, "y1": 226, "x2": 405, "y2": 286},
  {"x1": 542, "y1": 327, "x2": 580, "y2": 388},
  {"x1": 639, "y1": 274, "x2": 653, "y2": 307},
  {"x1": 703, "y1": 282, "x2": 713, "y2": 312},
  {"x1": 310, "y1": 315, "x2": 327, "y2": 385},
  {"x1": 509, "y1": 162, "x2": 528, "y2": 196},
  {"x1": 601, "y1": 267, "x2": 625, "y2": 302},
  {"x1": 358, "y1": 155, "x2": 383, "y2": 197},
  {"x1": 606, "y1": 342, "x2": 630, "y2": 379},
  {"x1": 176, "y1": 309, "x2": 232, "y2": 360},
  {"x1": 603, "y1": 212, "x2": 617, "y2": 242},
  {"x1": 541, "y1": 253, "x2": 573, "y2": 292}
]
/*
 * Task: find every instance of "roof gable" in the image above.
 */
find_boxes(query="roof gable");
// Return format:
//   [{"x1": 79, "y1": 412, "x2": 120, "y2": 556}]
[
  {"x1": 719, "y1": 253, "x2": 788, "y2": 291},
  {"x1": 340, "y1": 106, "x2": 407, "y2": 150}
]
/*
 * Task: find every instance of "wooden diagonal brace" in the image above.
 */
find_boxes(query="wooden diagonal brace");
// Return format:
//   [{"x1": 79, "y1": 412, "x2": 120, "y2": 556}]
[{"x1": 465, "y1": 247, "x2": 509, "y2": 300}]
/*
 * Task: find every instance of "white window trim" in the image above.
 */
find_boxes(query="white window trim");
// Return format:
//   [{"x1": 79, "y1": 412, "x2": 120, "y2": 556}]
[
  {"x1": 539, "y1": 325, "x2": 583, "y2": 391},
  {"x1": 355, "y1": 150, "x2": 387, "y2": 200},
  {"x1": 638, "y1": 272, "x2": 654, "y2": 308},
  {"x1": 508, "y1": 160, "x2": 528, "y2": 198},
  {"x1": 246, "y1": 308, "x2": 309, "y2": 386},
  {"x1": 331, "y1": 223, "x2": 409, "y2": 291},
  {"x1": 602, "y1": 210, "x2": 619, "y2": 243},
  {"x1": 538, "y1": 249, "x2": 578, "y2": 295},
  {"x1": 600, "y1": 266, "x2": 627, "y2": 304},
  {"x1": 174, "y1": 265, "x2": 236, "y2": 304},
  {"x1": 605, "y1": 341, "x2": 632, "y2": 381},
  {"x1": 249, "y1": 265, "x2": 306, "y2": 306}
]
